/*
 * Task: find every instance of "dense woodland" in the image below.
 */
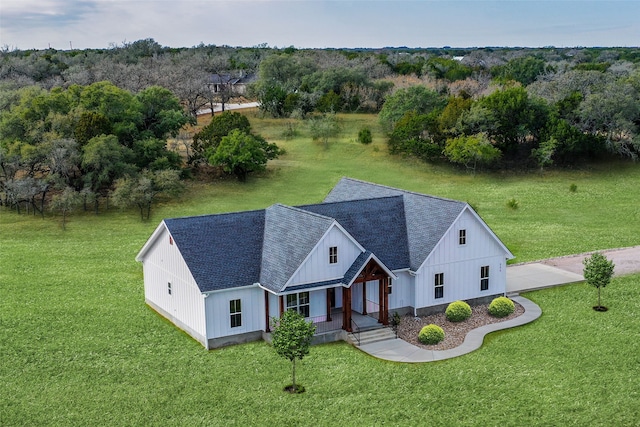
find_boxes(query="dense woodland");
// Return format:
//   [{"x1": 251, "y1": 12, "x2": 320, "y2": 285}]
[{"x1": 1, "y1": 39, "x2": 640, "y2": 216}]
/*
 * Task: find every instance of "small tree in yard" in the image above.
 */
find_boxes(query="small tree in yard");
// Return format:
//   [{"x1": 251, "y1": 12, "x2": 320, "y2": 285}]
[
  {"x1": 208, "y1": 130, "x2": 282, "y2": 182},
  {"x1": 271, "y1": 310, "x2": 316, "y2": 394},
  {"x1": 50, "y1": 186, "x2": 82, "y2": 230},
  {"x1": 111, "y1": 169, "x2": 184, "y2": 220},
  {"x1": 583, "y1": 252, "x2": 615, "y2": 311},
  {"x1": 309, "y1": 112, "x2": 340, "y2": 149}
]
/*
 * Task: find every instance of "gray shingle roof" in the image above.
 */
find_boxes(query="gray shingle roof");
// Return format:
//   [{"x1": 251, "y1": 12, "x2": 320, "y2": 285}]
[
  {"x1": 152, "y1": 178, "x2": 470, "y2": 293},
  {"x1": 343, "y1": 250, "x2": 373, "y2": 285},
  {"x1": 260, "y1": 204, "x2": 334, "y2": 293},
  {"x1": 324, "y1": 177, "x2": 466, "y2": 270},
  {"x1": 298, "y1": 196, "x2": 410, "y2": 270},
  {"x1": 164, "y1": 210, "x2": 265, "y2": 293}
]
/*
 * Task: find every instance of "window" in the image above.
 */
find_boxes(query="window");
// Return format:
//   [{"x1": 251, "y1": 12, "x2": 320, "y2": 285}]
[
  {"x1": 388, "y1": 278, "x2": 393, "y2": 295},
  {"x1": 230, "y1": 299, "x2": 242, "y2": 328},
  {"x1": 480, "y1": 266, "x2": 490, "y2": 291},
  {"x1": 329, "y1": 246, "x2": 338, "y2": 264},
  {"x1": 434, "y1": 273, "x2": 444, "y2": 299},
  {"x1": 286, "y1": 292, "x2": 310, "y2": 318},
  {"x1": 167, "y1": 282, "x2": 172, "y2": 295},
  {"x1": 459, "y1": 229, "x2": 467, "y2": 245}
]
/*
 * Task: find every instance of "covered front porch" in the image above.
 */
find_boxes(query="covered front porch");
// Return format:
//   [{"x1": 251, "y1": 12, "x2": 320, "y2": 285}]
[{"x1": 265, "y1": 255, "x2": 394, "y2": 335}]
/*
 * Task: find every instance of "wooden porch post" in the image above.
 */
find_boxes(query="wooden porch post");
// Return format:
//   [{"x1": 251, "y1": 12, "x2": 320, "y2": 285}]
[
  {"x1": 279, "y1": 295, "x2": 284, "y2": 316},
  {"x1": 362, "y1": 282, "x2": 367, "y2": 315},
  {"x1": 383, "y1": 277, "x2": 389, "y2": 325},
  {"x1": 326, "y1": 288, "x2": 332, "y2": 322},
  {"x1": 342, "y1": 287, "x2": 352, "y2": 332},
  {"x1": 265, "y1": 291, "x2": 271, "y2": 332},
  {"x1": 378, "y1": 279, "x2": 384, "y2": 324}
]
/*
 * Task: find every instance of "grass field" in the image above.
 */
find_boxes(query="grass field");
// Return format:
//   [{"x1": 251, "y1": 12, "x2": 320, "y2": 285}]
[{"x1": 1, "y1": 112, "x2": 640, "y2": 425}]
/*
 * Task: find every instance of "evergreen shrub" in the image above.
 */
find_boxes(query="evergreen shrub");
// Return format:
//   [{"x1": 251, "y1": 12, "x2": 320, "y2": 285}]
[
  {"x1": 446, "y1": 300, "x2": 472, "y2": 322},
  {"x1": 418, "y1": 324, "x2": 445, "y2": 345},
  {"x1": 488, "y1": 297, "x2": 515, "y2": 318},
  {"x1": 358, "y1": 127, "x2": 373, "y2": 144}
]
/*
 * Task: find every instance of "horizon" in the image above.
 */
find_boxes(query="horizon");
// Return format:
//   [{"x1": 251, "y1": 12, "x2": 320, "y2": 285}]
[{"x1": 2, "y1": 1, "x2": 639, "y2": 52}]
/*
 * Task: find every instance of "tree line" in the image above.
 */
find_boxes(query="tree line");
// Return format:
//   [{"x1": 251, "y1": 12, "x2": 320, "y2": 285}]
[
  {"x1": 0, "y1": 81, "x2": 191, "y2": 220},
  {"x1": 379, "y1": 65, "x2": 640, "y2": 171},
  {"x1": 2, "y1": 40, "x2": 640, "y2": 221}
]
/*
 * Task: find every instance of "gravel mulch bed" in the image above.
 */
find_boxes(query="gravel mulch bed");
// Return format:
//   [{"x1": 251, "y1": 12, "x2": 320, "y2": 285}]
[{"x1": 396, "y1": 301, "x2": 525, "y2": 351}]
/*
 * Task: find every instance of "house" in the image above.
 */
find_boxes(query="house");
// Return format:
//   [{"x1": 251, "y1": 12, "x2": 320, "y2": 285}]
[
  {"x1": 136, "y1": 178, "x2": 514, "y2": 349},
  {"x1": 207, "y1": 73, "x2": 256, "y2": 96}
]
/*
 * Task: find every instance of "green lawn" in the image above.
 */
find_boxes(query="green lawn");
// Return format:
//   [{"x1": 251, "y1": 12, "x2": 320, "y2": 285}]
[{"x1": 1, "y1": 113, "x2": 640, "y2": 425}]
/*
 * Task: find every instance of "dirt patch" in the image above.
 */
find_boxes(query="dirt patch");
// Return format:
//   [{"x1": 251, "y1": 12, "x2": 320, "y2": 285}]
[{"x1": 397, "y1": 301, "x2": 525, "y2": 351}]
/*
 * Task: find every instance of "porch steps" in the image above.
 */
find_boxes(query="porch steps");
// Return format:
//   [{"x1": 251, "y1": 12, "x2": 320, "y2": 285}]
[{"x1": 349, "y1": 327, "x2": 396, "y2": 346}]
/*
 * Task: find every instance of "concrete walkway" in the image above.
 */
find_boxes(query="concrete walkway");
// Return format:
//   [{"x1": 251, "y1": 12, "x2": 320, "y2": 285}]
[
  {"x1": 358, "y1": 296, "x2": 541, "y2": 363},
  {"x1": 355, "y1": 245, "x2": 640, "y2": 362}
]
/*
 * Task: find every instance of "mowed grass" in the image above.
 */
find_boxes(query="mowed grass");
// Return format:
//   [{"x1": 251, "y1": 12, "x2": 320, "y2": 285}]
[{"x1": 1, "y1": 112, "x2": 640, "y2": 425}]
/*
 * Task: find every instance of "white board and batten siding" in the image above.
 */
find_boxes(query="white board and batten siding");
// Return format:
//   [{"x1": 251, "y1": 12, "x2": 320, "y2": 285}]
[
  {"x1": 388, "y1": 271, "x2": 414, "y2": 311},
  {"x1": 141, "y1": 225, "x2": 207, "y2": 343},
  {"x1": 286, "y1": 225, "x2": 362, "y2": 287},
  {"x1": 415, "y1": 208, "x2": 509, "y2": 308},
  {"x1": 205, "y1": 286, "x2": 264, "y2": 340}
]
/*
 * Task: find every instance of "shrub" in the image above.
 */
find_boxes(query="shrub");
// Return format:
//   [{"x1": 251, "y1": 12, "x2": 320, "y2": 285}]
[
  {"x1": 506, "y1": 198, "x2": 519, "y2": 210},
  {"x1": 358, "y1": 127, "x2": 373, "y2": 144},
  {"x1": 569, "y1": 183, "x2": 578, "y2": 193},
  {"x1": 418, "y1": 324, "x2": 445, "y2": 345},
  {"x1": 445, "y1": 300, "x2": 472, "y2": 322},
  {"x1": 488, "y1": 296, "x2": 515, "y2": 318}
]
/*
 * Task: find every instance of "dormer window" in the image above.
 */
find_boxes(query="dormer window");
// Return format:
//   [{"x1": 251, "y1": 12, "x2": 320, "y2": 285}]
[
  {"x1": 459, "y1": 229, "x2": 467, "y2": 245},
  {"x1": 329, "y1": 246, "x2": 338, "y2": 264}
]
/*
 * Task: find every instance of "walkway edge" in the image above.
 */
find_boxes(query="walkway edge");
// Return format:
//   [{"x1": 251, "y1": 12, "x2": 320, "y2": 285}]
[{"x1": 357, "y1": 296, "x2": 541, "y2": 363}]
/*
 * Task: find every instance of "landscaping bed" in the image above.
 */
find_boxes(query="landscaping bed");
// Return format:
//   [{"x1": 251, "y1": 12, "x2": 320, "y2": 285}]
[{"x1": 397, "y1": 301, "x2": 525, "y2": 351}]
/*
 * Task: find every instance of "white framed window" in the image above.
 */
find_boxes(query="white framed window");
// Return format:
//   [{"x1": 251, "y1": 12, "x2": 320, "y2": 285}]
[
  {"x1": 480, "y1": 266, "x2": 490, "y2": 291},
  {"x1": 434, "y1": 273, "x2": 444, "y2": 299},
  {"x1": 388, "y1": 278, "x2": 393, "y2": 295},
  {"x1": 329, "y1": 246, "x2": 338, "y2": 264},
  {"x1": 168, "y1": 282, "x2": 172, "y2": 295},
  {"x1": 286, "y1": 292, "x2": 310, "y2": 318},
  {"x1": 230, "y1": 299, "x2": 242, "y2": 328},
  {"x1": 459, "y1": 229, "x2": 467, "y2": 245}
]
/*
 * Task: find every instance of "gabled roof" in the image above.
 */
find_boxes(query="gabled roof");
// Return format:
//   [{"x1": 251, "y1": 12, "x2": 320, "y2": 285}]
[
  {"x1": 298, "y1": 195, "x2": 410, "y2": 271},
  {"x1": 260, "y1": 204, "x2": 335, "y2": 293},
  {"x1": 163, "y1": 210, "x2": 265, "y2": 293},
  {"x1": 324, "y1": 177, "x2": 467, "y2": 270},
  {"x1": 208, "y1": 73, "x2": 256, "y2": 85},
  {"x1": 138, "y1": 178, "x2": 511, "y2": 294},
  {"x1": 208, "y1": 73, "x2": 241, "y2": 85},
  {"x1": 343, "y1": 251, "x2": 397, "y2": 285}
]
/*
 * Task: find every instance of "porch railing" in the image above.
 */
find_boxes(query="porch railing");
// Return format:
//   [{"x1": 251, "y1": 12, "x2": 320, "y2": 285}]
[
  {"x1": 309, "y1": 315, "x2": 343, "y2": 334},
  {"x1": 365, "y1": 299, "x2": 380, "y2": 319},
  {"x1": 351, "y1": 317, "x2": 361, "y2": 346}
]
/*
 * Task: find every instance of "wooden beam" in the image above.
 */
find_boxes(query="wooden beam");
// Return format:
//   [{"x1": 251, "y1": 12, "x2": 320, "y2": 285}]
[
  {"x1": 342, "y1": 287, "x2": 352, "y2": 332},
  {"x1": 378, "y1": 279, "x2": 384, "y2": 324},
  {"x1": 362, "y1": 282, "x2": 367, "y2": 315},
  {"x1": 326, "y1": 288, "x2": 332, "y2": 322},
  {"x1": 279, "y1": 295, "x2": 284, "y2": 316},
  {"x1": 383, "y1": 277, "x2": 389, "y2": 325},
  {"x1": 264, "y1": 290, "x2": 270, "y2": 332}
]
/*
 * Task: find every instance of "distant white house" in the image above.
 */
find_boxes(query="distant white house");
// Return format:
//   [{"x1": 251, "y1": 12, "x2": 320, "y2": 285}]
[{"x1": 136, "y1": 178, "x2": 514, "y2": 349}]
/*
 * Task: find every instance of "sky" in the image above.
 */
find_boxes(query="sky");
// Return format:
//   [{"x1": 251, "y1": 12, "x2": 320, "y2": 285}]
[{"x1": 1, "y1": 0, "x2": 639, "y2": 51}]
